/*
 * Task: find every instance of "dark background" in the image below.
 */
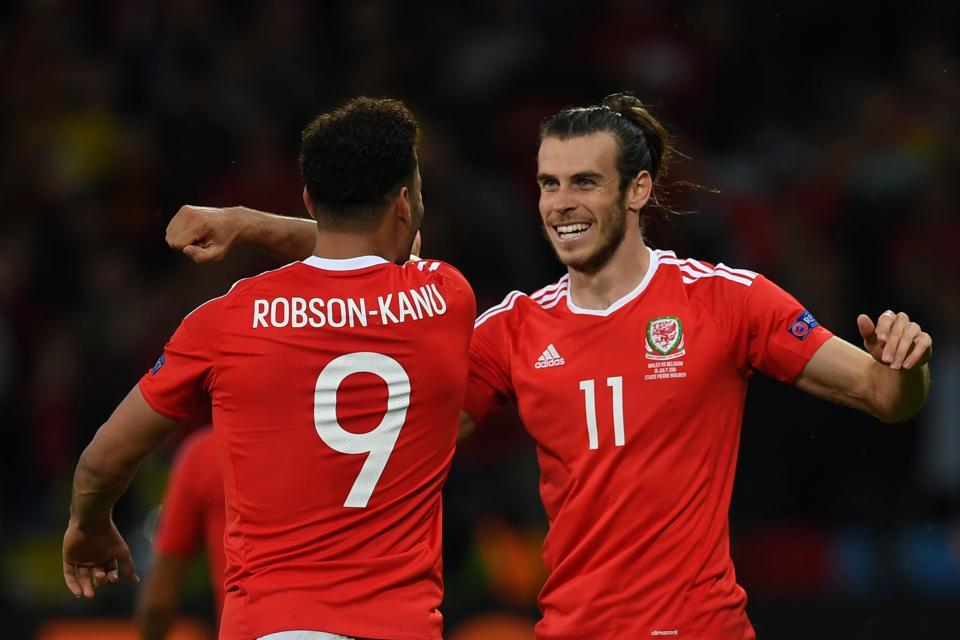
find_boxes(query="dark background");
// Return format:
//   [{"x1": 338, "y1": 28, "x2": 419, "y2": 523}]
[{"x1": 1, "y1": 1, "x2": 958, "y2": 638}]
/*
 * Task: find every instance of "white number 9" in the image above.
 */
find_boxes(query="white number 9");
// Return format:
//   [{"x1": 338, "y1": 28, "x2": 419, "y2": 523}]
[{"x1": 314, "y1": 352, "x2": 411, "y2": 508}]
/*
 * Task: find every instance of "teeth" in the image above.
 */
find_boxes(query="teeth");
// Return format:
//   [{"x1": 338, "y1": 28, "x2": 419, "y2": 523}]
[{"x1": 557, "y1": 223, "x2": 590, "y2": 234}]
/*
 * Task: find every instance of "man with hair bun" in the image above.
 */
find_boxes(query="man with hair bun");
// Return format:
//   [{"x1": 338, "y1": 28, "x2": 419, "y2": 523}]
[
  {"x1": 165, "y1": 94, "x2": 933, "y2": 640},
  {"x1": 63, "y1": 97, "x2": 476, "y2": 640}
]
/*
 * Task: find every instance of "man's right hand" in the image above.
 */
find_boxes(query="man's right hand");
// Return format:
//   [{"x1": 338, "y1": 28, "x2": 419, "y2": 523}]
[{"x1": 166, "y1": 205, "x2": 247, "y2": 263}]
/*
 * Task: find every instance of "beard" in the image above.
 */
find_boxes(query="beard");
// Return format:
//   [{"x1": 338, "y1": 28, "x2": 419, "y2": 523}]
[{"x1": 544, "y1": 199, "x2": 629, "y2": 274}]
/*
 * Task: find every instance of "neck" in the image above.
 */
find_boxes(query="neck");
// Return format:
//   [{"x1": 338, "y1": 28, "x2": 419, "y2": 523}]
[
  {"x1": 311, "y1": 225, "x2": 401, "y2": 263},
  {"x1": 566, "y1": 231, "x2": 651, "y2": 310}
]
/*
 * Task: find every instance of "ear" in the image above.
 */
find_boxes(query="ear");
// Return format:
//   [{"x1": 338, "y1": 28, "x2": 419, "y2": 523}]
[
  {"x1": 302, "y1": 186, "x2": 317, "y2": 220},
  {"x1": 393, "y1": 186, "x2": 413, "y2": 228},
  {"x1": 625, "y1": 171, "x2": 654, "y2": 213}
]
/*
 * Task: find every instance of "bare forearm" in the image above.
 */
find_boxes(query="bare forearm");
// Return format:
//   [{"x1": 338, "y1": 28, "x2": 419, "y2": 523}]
[
  {"x1": 71, "y1": 387, "x2": 180, "y2": 528},
  {"x1": 235, "y1": 207, "x2": 316, "y2": 261},
  {"x1": 70, "y1": 445, "x2": 138, "y2": 528}
]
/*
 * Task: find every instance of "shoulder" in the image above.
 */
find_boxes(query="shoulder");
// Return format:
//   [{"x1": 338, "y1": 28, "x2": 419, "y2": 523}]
[
  {"x1": 654, "y1": 250, "x2": 767, "y2": 313},
  {"x1": 655, "y1": 250, "x2": 761, "y2": 290},
  {"x1": 403, "y1": 260, "x2": 476, "y2": 320},
  {"x1": 474, "y1": 274, "x2": 569, "y2": 330},
  {"x1": 182, "y1": 262, "x2": 304, "y2": 326},
  {"x1": 405, "y1": 259, "x2": 473, "y2": 291},
  {"x1": 219, "y1": 261, "x2": 305, "y2": 297}
]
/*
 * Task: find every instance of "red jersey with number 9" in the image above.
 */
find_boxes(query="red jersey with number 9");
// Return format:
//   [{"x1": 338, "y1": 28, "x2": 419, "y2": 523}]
[
  {"x1": 464, "y1": 248, "x2": 832, "y2": 640},
  {"x1": 139, "y1": 255, "x2": 475, "y2": 640}
]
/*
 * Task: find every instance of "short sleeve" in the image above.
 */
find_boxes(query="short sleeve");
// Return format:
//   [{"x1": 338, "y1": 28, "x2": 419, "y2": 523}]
[
  {"x1": 738, "y1": 275, "x2": 833, "y2": 382},
  {"x1": 138, "y1": 303, "x2": 219, "y2": 421},
  {"x1": 463, "y1": 310, "x2": 515, "y2": 424},
  {"x1": 154, "y1": 434, "x2": 208, "y2": 557}
]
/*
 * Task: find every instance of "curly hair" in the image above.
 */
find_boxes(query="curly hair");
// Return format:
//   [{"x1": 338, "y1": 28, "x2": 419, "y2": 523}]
[{"x1": 299, "y1": 97, "x2": 419, "y2": 230}]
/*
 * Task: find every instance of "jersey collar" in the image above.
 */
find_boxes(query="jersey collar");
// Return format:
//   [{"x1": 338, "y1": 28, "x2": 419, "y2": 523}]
[
  {"x1": 565, "y1": 247, "x2": 661, "y2": 316},
  {"x1": 302, "y1": 255, "x2": 389, "y2": 271}
]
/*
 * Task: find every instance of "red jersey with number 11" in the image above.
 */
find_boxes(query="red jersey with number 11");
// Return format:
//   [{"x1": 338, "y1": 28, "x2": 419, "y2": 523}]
[
  {"x1": 139, "y1": 255, "x2": 475, "y2": 640},
  {"x1": 464, "y1": 248, "x2": 832, "y2": 640}
]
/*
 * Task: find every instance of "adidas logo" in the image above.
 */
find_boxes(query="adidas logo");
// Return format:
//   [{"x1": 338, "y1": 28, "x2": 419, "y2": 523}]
[{"x1": 535, "y1": 344, "x2": 565, "y2": 369}]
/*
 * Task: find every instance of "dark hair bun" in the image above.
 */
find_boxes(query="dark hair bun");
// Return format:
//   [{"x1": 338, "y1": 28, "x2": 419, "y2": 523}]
[{"x1": 601, "y1": 93, "x2": 644, "y2": 114}]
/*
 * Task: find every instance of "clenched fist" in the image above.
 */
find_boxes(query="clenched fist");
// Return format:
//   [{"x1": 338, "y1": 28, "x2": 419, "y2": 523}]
[{"x1": 165, "y1": 205, "x2": 246, "y2": 263}]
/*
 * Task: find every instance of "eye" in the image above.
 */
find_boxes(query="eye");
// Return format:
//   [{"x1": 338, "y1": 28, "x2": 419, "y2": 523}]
[
  {"x1": 576, "y1": 177, "x2": 595, "y2": 188},
  {"x1": 539, "y1": 179, "x2": 559, "y2": 191}
]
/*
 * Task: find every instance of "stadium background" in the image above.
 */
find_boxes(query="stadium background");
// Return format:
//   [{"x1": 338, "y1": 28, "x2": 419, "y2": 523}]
[{"x1": 1, "y1": 1, "x2": 958, "y2": 638}]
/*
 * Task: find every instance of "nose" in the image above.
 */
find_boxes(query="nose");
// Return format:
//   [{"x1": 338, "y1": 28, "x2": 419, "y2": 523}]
[{"x1": 549, "y1": 186, "x2": 578, "y2": 215}]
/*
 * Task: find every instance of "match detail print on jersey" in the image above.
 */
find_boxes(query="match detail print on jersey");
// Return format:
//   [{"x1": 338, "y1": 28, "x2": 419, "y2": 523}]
[{"x1": 644, "y1": 316, "x2": 689, "y2": 381}]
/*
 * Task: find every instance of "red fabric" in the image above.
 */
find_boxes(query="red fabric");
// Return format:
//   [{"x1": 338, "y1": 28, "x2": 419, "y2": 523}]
[
  {"x1": 154, "y1": 428, "x2": 227, "y2": 612},
  {"x1": 464, "y1": 250, "x2": 832, "y2": 640},
  {"x1": 139, "y1": 258, "x2": 475, "y2": 640}
]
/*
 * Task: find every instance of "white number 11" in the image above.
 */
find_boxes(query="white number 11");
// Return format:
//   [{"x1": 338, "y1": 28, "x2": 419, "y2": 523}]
[{"x1": 579, "y1": 376, "x2": 625, "y2": 450}]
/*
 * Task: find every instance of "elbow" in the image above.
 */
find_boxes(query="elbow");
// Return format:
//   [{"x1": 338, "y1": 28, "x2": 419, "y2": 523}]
[
  {"x1": 875, "y1": 409, "x2": 904, "y2": 424},
  {"x1": 870, "y1": 390, "x2": 927, "y2": 424},
  {"x1": 865, "y1": 363, "x2": 929, "y2": 424},
  {"x1": 76, "y1": 444, "x2": 119, "y2": 484},
  {"x1": 876, "y1": 403, "x2": 924, "y2": 425},
  {"x1": 75, "y1": 440, "x2": 135, "y2": 492}
]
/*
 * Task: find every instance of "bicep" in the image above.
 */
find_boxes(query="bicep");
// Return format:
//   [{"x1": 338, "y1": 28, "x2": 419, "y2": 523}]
[
  {"x1": 794, "y1": 336, "x2": 875, "y2": 414},
  {"x1": 82, "y1": 386, "x2": 181, "y2": 476}
]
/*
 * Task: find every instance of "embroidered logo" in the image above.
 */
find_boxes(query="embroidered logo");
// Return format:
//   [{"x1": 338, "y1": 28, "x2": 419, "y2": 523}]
[
  {"x1": 788, "y1": 309, "x2": 820, "y2": 341},
  {"x1": 535, "y1": 344, "x2": 565, "y2": 369},
  {"x1": 645, "y1": 316, "x2": 685, "y2": 361}
]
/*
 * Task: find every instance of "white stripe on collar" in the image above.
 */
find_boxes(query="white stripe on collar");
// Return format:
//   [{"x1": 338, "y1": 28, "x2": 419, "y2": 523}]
[{"x1": 302, "y1": 255, "x2": 389, "y2": 271}]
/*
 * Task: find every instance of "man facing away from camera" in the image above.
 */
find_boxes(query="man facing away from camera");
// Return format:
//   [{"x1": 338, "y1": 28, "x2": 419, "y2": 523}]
[
  {"x1": 63, "y1": 97, "x2": 476, "y2": 640},
  {"x1": 165, "y1": 93, "x2": 932, "y2": 639}
]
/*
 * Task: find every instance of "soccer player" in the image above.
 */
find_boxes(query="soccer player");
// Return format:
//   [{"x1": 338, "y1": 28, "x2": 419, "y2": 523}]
[
  {"x1": 136, "y1": 427, "x2": 226, "y2": 640},
  {"x1": 62, "y1": 97, "x2": 476, "y2": 640},
  {"x1": 163, "y1": 94, "x2": 933, "y2": 640}
]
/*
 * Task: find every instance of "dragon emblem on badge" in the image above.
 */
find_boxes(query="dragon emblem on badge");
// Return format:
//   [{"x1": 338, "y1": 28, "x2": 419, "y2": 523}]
[{"x1": 645, "y1": 316, "x2": 686, "y2": 360}]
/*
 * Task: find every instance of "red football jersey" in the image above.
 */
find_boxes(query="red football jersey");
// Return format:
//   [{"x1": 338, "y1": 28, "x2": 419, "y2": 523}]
[
  {"x1": 464, "y1": 248, "x2": 832, "y2": 640},
  {"x1": 154, "y1": 427, "x2": 227, "y2": 613},
  {"x1": 139, "y1": 255, "x2": 475, "y2": 640}
]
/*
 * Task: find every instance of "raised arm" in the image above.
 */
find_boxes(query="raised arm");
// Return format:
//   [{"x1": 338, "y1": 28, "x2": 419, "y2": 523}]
[
  {"x1": 63, "y1": 387, "x2": 180, "y2": 598},
  {"x1": 796, "y1": 310, "x2": 932, "y2": 423},
  {"x1": 166, "y1": 206, "x2": 316, "y2": 263}
]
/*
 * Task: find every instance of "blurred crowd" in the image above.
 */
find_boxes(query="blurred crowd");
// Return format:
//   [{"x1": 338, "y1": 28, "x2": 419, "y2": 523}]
[{"x1": 1, "y1": 1, "x2": 957, "y2": 638}]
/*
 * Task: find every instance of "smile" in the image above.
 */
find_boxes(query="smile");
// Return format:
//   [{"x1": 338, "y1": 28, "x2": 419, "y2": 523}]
[{"x1": 554, "y1": 222, "x2": 592, "y2": 241}]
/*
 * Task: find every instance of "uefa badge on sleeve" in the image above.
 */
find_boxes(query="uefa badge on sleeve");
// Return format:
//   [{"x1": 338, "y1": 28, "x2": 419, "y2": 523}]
[
  {"x1": 150, "y1": 354, "x2": 165, "y2": 375},
  {"x1": 788, "y1": 310, "x2": 820, "y2": 341},
  {"x1": 645, "y1": 316, "x2": 686, "y2": 361}
]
